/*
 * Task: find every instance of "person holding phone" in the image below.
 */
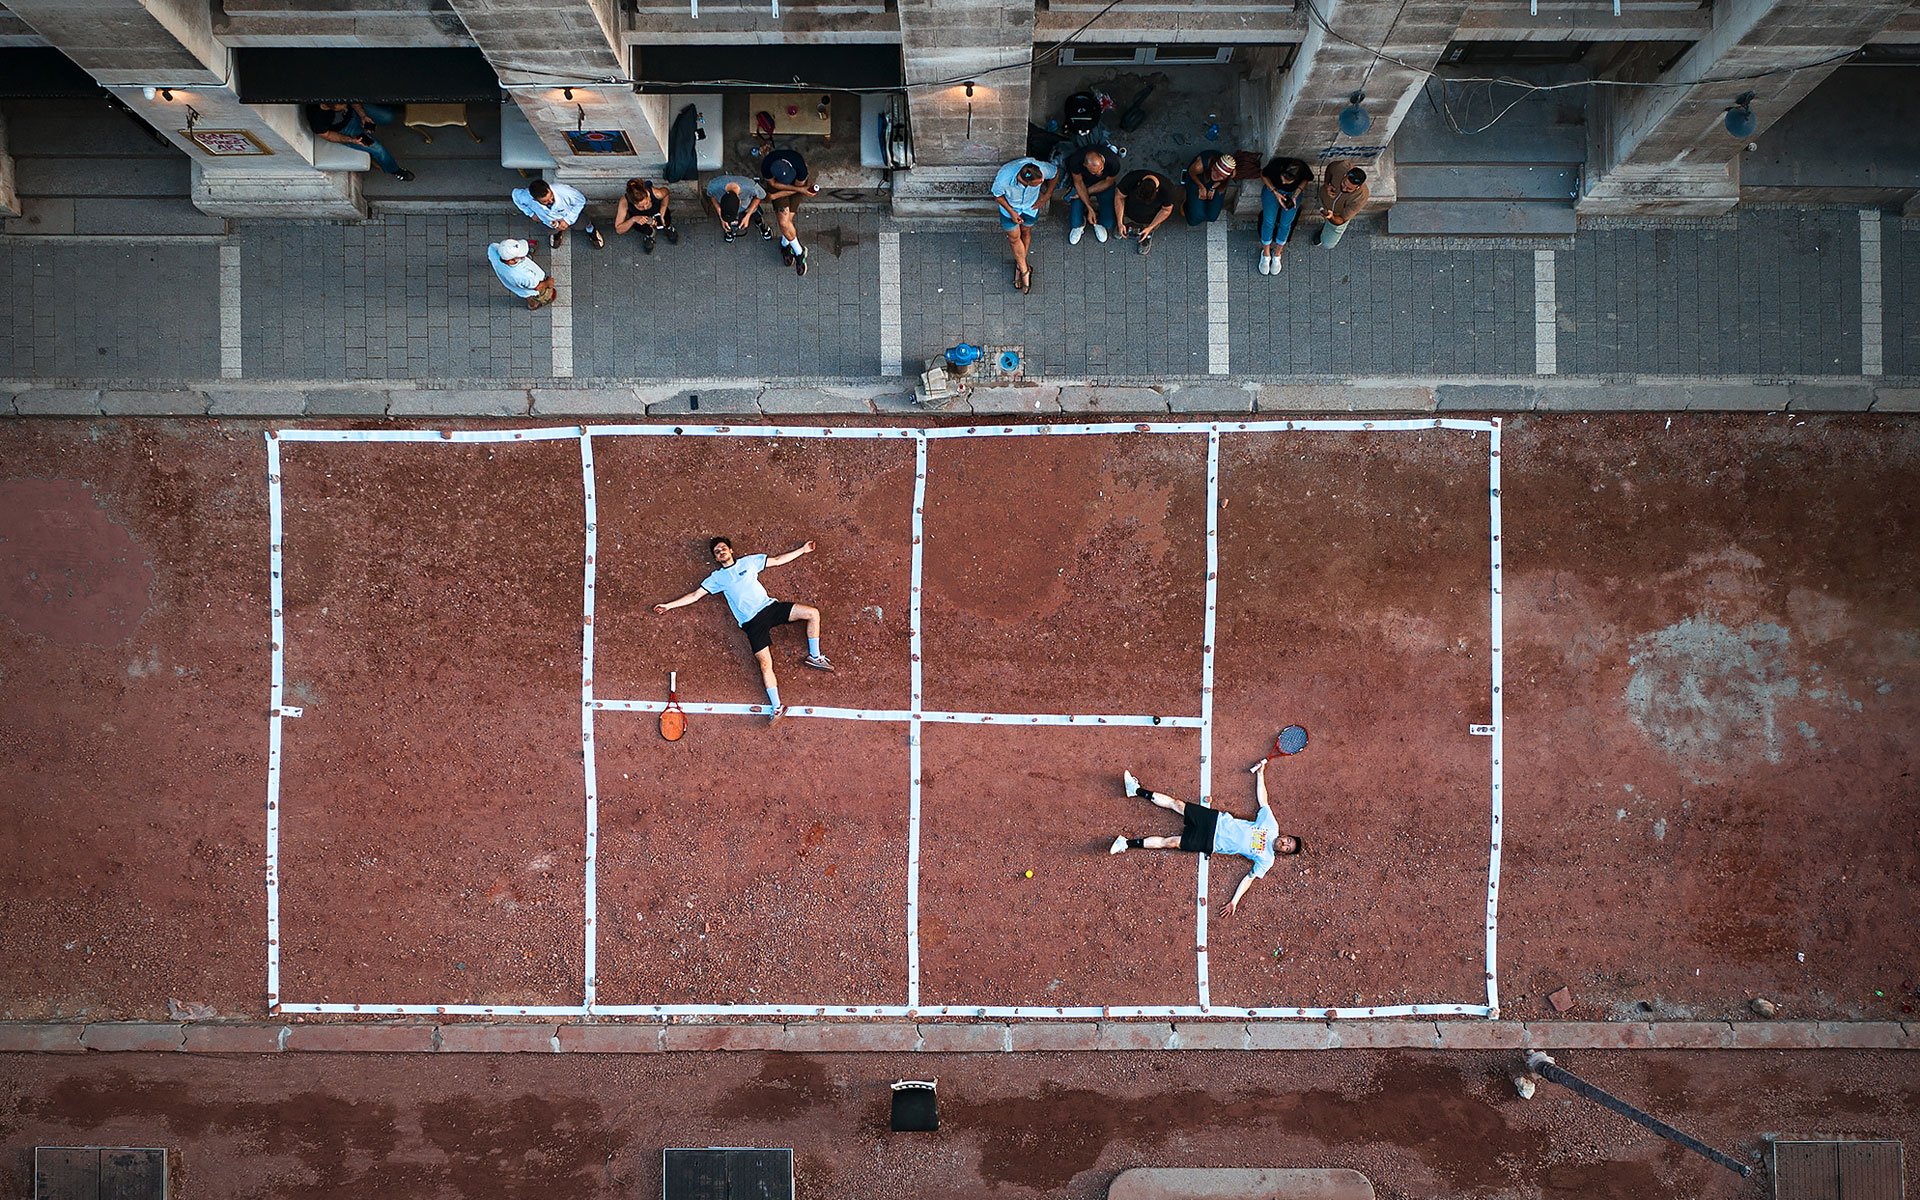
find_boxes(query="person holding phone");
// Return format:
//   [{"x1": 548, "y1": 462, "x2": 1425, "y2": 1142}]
[{"x1": 1258, "y1": 156, "x2": 1313, "y2": 275}]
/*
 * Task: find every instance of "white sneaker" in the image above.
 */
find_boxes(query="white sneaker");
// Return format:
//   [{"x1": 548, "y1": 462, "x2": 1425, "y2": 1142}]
[
  {"x1": 1109, "y1": 836, "x2": 1128, "y2": 855},
  {"x1": 1122, "y1": 769, "x2": 1141, "y2": 797},
  {"x1": 1257, "y1": 252, "x2": 1270, "y2": 275},
  {"x1": 1093, "y1": 224, "x2": 1109, "y2": 243},
  {"x1": 1271, "y1": 252, "x2": 1284, "y2": 274},
  {"x1": 1069, "y1": 224, "x2": 1084, "y2": 246}
]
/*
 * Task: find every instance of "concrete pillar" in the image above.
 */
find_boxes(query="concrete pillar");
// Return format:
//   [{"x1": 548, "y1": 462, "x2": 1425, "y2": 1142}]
[
  {"x1": 1579, "y1": 0, "x2": 1907, "y2": 215},
  {"x1": 448, "y1": 0, "x2": 667, "y2": 199},
  {"x1": 892, "y1": 0, "x2": 1033, "y2": 213},
  {"x1": 0, "y1": 111, "x2": 19, "y2": 218},
  {"x1": 3, "y1": 0, "x2": 363, "y2": 218},
  {"x1": 1257, "y1": 0, "x2": 1471, "y2": 186}
]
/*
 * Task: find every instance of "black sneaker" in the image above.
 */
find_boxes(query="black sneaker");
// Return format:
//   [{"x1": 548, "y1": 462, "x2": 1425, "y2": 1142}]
[
  {"x1": 588, "y1": 227, "x2": 605, "y2": 250},
  {"x1": 759, "y1": 220, "x2": 773, "y2": 241},
  {"x1": 724, "y1": 230, "x2": 736, "y2": 243},
  {"x1": 394, "y1": 168, "x2": 416, "y2": 182},
  {"x1": 781, "y1": 244, "x2": 794, "y2": 267},
  {"x1": 663, "y1": 225, "x2": 680, "y2": 245},
  {"x1": 794, "y1": 251, "x2": 807, "y2": 277},
  {"x1": 641, "y1": 233, "x2": 656, "y2": 255},
  {"x1": 550, "y1": 230, "x2": 564, "y2": 249}
]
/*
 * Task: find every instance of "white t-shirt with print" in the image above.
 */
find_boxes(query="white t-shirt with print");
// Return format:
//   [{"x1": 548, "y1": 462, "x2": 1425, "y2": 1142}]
[{"x1": 701, "y1": 553, "x2": 774, "y2": 625}]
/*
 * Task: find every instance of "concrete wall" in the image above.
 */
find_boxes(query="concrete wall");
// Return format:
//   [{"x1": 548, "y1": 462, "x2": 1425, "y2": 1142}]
[{"x1": 0, "y1": 110, "x2": 19, "y2": 217}]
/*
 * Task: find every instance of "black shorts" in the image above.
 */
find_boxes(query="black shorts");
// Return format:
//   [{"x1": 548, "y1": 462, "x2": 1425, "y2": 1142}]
[
  {"x1": 1178, "y1": 804, "x2": 1219, "y2": 853},
  {"x1": 739, "y1": 600, "x2": 795, "y2": 653}
]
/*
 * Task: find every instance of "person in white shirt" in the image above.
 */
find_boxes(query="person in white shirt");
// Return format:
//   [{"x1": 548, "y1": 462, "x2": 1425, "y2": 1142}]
[
  {"x1": 1109, "y1": 759, "x2": 1302, "y2": 914},
  {"x1": 512, "y1": 178, "x2": 602, "y2": 249},
  {"x1": 486, "y1": 239, "x2": 555, "y2": 310},
  {"x1": 991, "y1": 156, "x2": 1057, "y2": 294},
  {"x1": 652, "y1": 536, "x2": 835, "y2": 723}
]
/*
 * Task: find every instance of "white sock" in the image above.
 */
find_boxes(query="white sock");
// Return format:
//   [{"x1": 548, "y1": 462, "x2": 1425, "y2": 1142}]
[
  {"x1": 781, "y1": 237, "x2": 795, "y2": 250},
  {"x1": 790, "y1": 241, "x2": 805, "y2": 257}
]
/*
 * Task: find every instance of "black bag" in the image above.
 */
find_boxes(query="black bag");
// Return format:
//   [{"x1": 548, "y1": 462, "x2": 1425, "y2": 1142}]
[
  {"x1": 665, "y1": 103, "x2": 698, "y2": 182},
  {"x1": 1026, "y1": 122, "x2": 1065, "y2": 161},
  {"x1": 1063, "y1": 91, "x2": 1100, "y2": 135}
]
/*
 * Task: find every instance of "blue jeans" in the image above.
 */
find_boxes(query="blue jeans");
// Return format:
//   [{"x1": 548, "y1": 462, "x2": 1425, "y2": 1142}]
[
  {"x1": 1184, "y1": 178, "x2": 1227, "y2": 226},
  {"x1": 342, "y1": 104, "x2": 402, "y2": 175},
  {"x1": 1068, "y1": 187, "x2": 1115, "y2": 230},
  {"x1": 1259, "y1": 188, "x2": 1300, "y2": 247}
]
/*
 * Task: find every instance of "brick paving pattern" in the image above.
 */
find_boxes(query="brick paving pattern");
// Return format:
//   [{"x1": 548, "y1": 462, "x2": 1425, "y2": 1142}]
[
  {"x1": 571, "y1": 212, "x2": 882, "y2": 379},
  {"x1": 1228, "y1": 222, "x2": 1534, "y2": 377},
  {"x1": 1884, "y1": 217, "x2": 1918, "y2": 378},
  {"x1": 1559, "y1": 208, "x2": 1860, "y2": 377},
  {"x1": 0, "y1": 241, "x2": 219, "y2": 379},
  {"x1": 237, "y1": 214, "x2": 551, "y2": 381}
]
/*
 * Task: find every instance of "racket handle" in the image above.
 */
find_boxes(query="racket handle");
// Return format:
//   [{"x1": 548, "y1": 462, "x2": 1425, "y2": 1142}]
[{"x1": 669, "y1": 670, "x2": 677, "y2": 692}]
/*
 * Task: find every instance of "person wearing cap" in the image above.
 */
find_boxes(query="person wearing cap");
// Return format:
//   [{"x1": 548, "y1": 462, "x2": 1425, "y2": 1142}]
[
  {"x1": 704, "y1": 173, "x2": 770, "y2": 244},
  {"x1": 613, "y1": 177, "x2": 679, "y2": 254},
  {"x1": 1317, "y1": 160, "x2": 1370, "y2": 249},
  {"x1": 487, "y1": 240, "x2": 556, "y2": 311},
  {"x1": 760, "y1": 147, "x2": 817, "y2": 277},
  {"x1": 990, "y1": 155, "x2": 1057, "y2": 294},
  {"x1": 512, "y1": 178, "x2": 601, "y2": 250},
  {"x1": 1184, "y1": 151, "x2": 1237, "y2": 226}
]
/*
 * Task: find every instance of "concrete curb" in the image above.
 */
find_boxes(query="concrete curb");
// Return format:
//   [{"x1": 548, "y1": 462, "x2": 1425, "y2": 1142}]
[
  {"x1": 3, "y1": 1019, "x2": 1911, "y2": 1055},
  {"x1": 3, "y1": 379, "x2": 1917, "y2": 420}
]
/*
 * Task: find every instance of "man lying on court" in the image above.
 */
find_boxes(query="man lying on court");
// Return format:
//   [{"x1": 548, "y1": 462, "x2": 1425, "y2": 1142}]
[
  {"x1": 1110, "y1": 759, "x2": 1302, "y2": 913},
  {"x1": 653, "y1": 536, "x2": 834, "y2": 723}
]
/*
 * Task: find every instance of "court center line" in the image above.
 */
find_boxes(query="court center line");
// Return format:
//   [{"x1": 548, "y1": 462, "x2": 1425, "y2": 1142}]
[
  {"x1": 264, "y1": 433, "x2": 285, "y2": 1011},
  {"x1": 580, "y1": 433, "x2": 600, "y2": 1013},
  {"x1": 1485, "y1": 420, "x2": 1505, "y2": 1017},
  {"x1": 906, "y1": 434, "x2": 927, "y2": 1009},
  {"x1": 1196, "y1": 430, "x2": 1221, "y2": 1010},
  {"x1": 1860, "y1": 209, "x2": 1882, "y2": 377}
]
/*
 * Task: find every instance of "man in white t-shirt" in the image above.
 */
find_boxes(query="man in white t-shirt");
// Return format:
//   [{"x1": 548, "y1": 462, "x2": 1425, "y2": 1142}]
[
  {"x1": 1108, "y1": 758, "x2": 1301, "y2": 914},
  {"x1": 653, "y1": 535, "x2": 834, "y2": 722}
]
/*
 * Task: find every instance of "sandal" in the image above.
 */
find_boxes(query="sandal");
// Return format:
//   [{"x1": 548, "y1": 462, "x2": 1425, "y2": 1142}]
[
  {"x1": 1012, "y1": 264, "x2": 1026, "y2": 292},
  {"x1": 1016, "y1": 265, "x2": 1032, "y2": 294}
]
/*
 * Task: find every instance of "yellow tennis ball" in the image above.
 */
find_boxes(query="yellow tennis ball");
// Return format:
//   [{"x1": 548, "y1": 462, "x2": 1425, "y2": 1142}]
[{"x1": 1024, "y1": 870, "x2": 1034, "y2": 878}]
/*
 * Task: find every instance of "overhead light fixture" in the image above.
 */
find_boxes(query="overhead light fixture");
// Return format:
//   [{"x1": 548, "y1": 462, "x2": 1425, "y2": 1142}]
[
  {"x1": 964, "y1": 81, "x2": 975, "y2": 99},
  {"x1": 1724, "y1": 92, "x2": 1756, "y2": 138},
  {"x1": 964, "y1": 81, "x2": 976, "y2": 139},
  {"x1": 563, "y1": 87, "x2": 574, "y2": 101},
  {"x1": 1338, "y1": 91, "x2": 1371, "y2": 137},
  {"x1": 143, "y1": 86, "x2": 175, "y2": 101}
]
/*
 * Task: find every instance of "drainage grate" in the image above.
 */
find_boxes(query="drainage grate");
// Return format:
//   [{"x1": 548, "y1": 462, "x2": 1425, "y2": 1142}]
[
  {"x1": 1773, "y1": 1140, "x2": 1904, "y2": 1200},
  {"x1": 34, "y1": 1147, "x2": 167, "y2": 1200}
]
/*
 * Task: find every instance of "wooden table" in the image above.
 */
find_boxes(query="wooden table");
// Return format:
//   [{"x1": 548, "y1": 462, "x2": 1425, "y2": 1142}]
[
  {"x1": 750, "y1": 92, "x2": 833, "y2": 141},
  {"x1": 404, "y1": 102, "x2": 481, "y2": 144}
]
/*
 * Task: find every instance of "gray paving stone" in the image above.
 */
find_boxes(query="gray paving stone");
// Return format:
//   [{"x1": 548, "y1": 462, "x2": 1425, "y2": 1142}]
[
  {"x1": 0, "y1": 391, "x2": 17, "y2": 416},
  {"x1": 1530, "y1": 384, "x2": 1679, "y2": 411},
  {"x1": 1057, "y1": 385, "x2": 1168, "y2": 413},
  {"x1": 1681, "y1": 384, "x2": 1791, "y2": 411},
  {"x1": 388, "y1": 388, "x2": 530, "y2": 417},
  {"x1": 204, "y1": 388, "x2": 308, "y2": 416},
  {"x1": 303, "y1": 388, "x2": 392, "y2": 416},
  {"x1": 101, "y1": 389, "x2": 210, "y2": 416},
  {"x1": 965, "y1": 384, "x2": 1062, "y2": 414},
  {"x1": 1257, "y1": 383, "x2": 1436, "y2": 412},
  {"x1": 13, "y1": 388, "x2": 103, "y2": 415},
  {"x1": 1873, "y1": 387, "x2": 1920, "y2": 412},
  {"x1": 1786, "y1": 383, "x2": 1874, "y2": 412},
  {"x1": 645, "y1": 387, "x2": 763, "y2": 415},
  {"x1": 529, "y1": 387, "x2": 643, "y2": 416},
  {"x1": 1165, "y1": 384, "x2": 1253, "y2": 414},
  {"x1": 1436, "y1": 384, "x2": 1537, "y2": 412},
  {"x1": 756, "y1": 387, "x2": 881, "y2": 415}
]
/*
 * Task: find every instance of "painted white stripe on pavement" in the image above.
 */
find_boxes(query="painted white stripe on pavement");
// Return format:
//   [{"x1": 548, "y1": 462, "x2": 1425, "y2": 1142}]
[
  {"x1": 1861, "y1": 210, "x2": 1882, "y2": 377},
  {"x1": 1207, "y1": 223, "x2": 1229, "y2": 375},
  {"x1": 220, "y1": 243, "x2": 243, "y2": 379},
  {"x1": 880, "y1": 230, "x2": 903, "y2": 377},
  {"x1": 550, "y1": 236, "x2": 574, "y2": 378},
  {"x1": 1533, "y1": 250, "x2": 1557, "y2": 376}
]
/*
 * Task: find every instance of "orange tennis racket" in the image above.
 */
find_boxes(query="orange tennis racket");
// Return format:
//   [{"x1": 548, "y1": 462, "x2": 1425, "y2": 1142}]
[{"x1": 660, "y1": 671, "x2": 686, "y2": 742}]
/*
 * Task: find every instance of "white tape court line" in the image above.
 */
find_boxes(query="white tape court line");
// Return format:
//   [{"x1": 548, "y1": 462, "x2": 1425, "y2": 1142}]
[
  {"x1": 580, "y1": 433, "x2": 600, "y2": 1012},
  {"x1": 1485, "y1": 420, "x2": 1505, "y2": 1017},
  {"x1": 880, "y1": 230, "x2": 903, "y2": 377},
  {"x1": 1533, "y1": 249, "x2": 1557, "y2": 376},
  {"x1": 1207, "y1": 223, "x2": 1230, "y2": 375},
  {"x1": 220, "y1": 243, "x2": 242, "y2": 380},
  {"x1": 550, "y1": 236, "x2": 574, "y2": 379},
  {"x1": 1861, "y1": 209, "x2": 1882, "y2": 377},
  {"x1": 1196, "y1": 430, "x2": 1221, "y2": 1008},
  {"x1": 278, "y1": 1001, "x2": 1490, "y2": 1019},
  {"x1": 264, "y1": 433, "x2": 285, "y2": 1009},
  {"x1": 271, "y1": 420, "x2": 1501, "y2": 445},
  {"x1": 906, "y1": 434, "x2": 928, "y2": 1008}
]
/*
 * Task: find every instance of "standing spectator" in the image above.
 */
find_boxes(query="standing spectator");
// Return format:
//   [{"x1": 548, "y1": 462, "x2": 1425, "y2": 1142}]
[
  {"x1": 513, "y1": 178, "x2": 602, "y2": 250},
  {"x1": 991, "y1": 156, "x2": 1057, "y2": 293},
  {"x1": 1183, "y1": 151, "x2": 1237, "y2": 227},
  {"x1": 305, "y1": 101, "x2": 414, "y2": 181},
  {"x1": 613, "y1": 177, "x2": 679, "y2": 254},
  {"x1": 761, "y1": 147, "x2": 818, "y2": 276},
  {"x1": 487, "y1": 239, "x2": 555, "y2": 311},
  {"x1": 704, "y1": 173, "x2": 770, "y2": 243},
  {"x1": 1115, "y1": 168, "x2": 1176, "y2": 255},
  {"x1": 1317, "y1": 161, "x2": 1370, "y2": 249},
  {"x1": 1063, "y1": 146, "x2": 1119, "y2": 246},
  {"x1": 1258, "y1": 156, "x2": 1313, "y2": 275}
]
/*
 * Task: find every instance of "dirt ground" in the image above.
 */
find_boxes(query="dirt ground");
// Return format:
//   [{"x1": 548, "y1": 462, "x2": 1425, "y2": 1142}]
[
  {"x1": 3, "y1": 1048, "x2": 1916, "y2": 1199},
  {"x1": 0, "y1": 415, "x2": 1916, "y2": 1023}
]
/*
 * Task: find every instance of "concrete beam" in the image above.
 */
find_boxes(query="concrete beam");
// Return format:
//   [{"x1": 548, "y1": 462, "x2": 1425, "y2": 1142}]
[
  {"x1": 1580, "y1": 0, "x2": 1908, "y2": 215},
  {"x1": 0, "y1": 111, "x2": 19, "y2": 219}
]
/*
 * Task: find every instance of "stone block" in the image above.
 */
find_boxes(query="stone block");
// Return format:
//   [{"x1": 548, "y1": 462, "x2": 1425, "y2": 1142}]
[
  {"x1": 1436, "y1": 385, "x2": 1537, "y2": 413},
  {"x1": 557, "y1": 1024, "x2": 665, "y2": 1053},
  {"x1": 1433, "y1": 1021, "x2": 1528, "y2": 1049},
  {"x1": 183, "y1": 1024, "x2": 289, "y2": 1053},
  {"x1": 915, "y1": 1023, "x2": 1010, "y2": 1053},
  {"x1": 205, "y1": 388, "x2": 307, "y2": 417},
  {"x1": 1645, "y1": 1022, "x2": 1736, "y2": 1049},
  {"x1": 1166, "y1": 384, "x2": 1253, "y2": 415},
  {"x1": 284, "y1": 1023, "x2": 437, "y2": 1053},
  {"x1": 1813, "y1": 1021, "x2": 1908, "y2": 1049},
  {"x1": 100, "y1": 390, "x2": 208, "y2": 417},
  {"x1": 1328, "y1": 1021, "x2": 1441, "y2": 1049},
  {"x1": 13, "y1": 389, "x2": 103, "y2": 416},
  {"x1": 0, "y1": 392, "x2": 16, "y2": 416},
  {"x1": 757, "y1": 388, "x2": 881, "y2": 415},
  {"x1": 0, "y1": 1024, "x2": 86, "y2": 1053},
  {"x1": 1169, "y1": 1022, "x2": 1250, "y2": 1051},
  {"x1": 1531, "y1": 384, "x2": 1674, "y2": 411},
  {"x1": 1725, "y1": 1021, "x2": 1820, "y2": 1049},
  {"x1": 303, "y1": 388, "x2": 391, "y2": 416},
  {"x1": 1095, "y1": 1022, "x2": 1175, "y2": 1051},
  {"x1": 530, "y1": 387, "x2": 643, "y2": 416},
  {"x1": 781, "y1": 1023, "x2": 921, "y2": 1053},
  {"x1": 1787, "y1": 384, "x2": 1874, "y2": 412},
  {"x1": 1523, "y1": 1021, "x2": 1655, "y2": 1050},
  {"x1": 436, "y1": 1024, "x2": 560, "y2": 1053},
  {"x1": 1256, "y1": 384, "x2": 1435, "y2": 413},
  {"x1": 645, "y1": 387, "x2": 763, "y2": 416},
  {"x1": 1057, "y1": 385, "x2": 1168, "y2": 414},
  {"x1": 388, "y1": 389, "x2": 530, "y2": 417},
  {"x1": 966, "y1": 384, "x2": 1061, "y2": 415},
  {"x1": 661, "y1": 1024, "x2": 786, "y2": 1052},
  {"x1": 1681, "y1": 384, "x2": 1789, "y2": 411},
  {"x1": 1246, "y1": 1022, "x2": 1336, "y2": 1050},
  {"x1": 1007, "y1": 1022, "x2": 1101, "y2": 1051},
  {"x1": 81, "y1": 1023, "x2": 185, "y2": 1052},
  {"x1": 1871, "y1": 387, "x2": 1920, "y2": 412}
]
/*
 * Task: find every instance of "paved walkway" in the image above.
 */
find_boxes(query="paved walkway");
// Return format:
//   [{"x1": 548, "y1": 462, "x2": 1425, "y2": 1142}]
[{"x1": 0, "y1": 206, "x2": 1914, "y2": 410}]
